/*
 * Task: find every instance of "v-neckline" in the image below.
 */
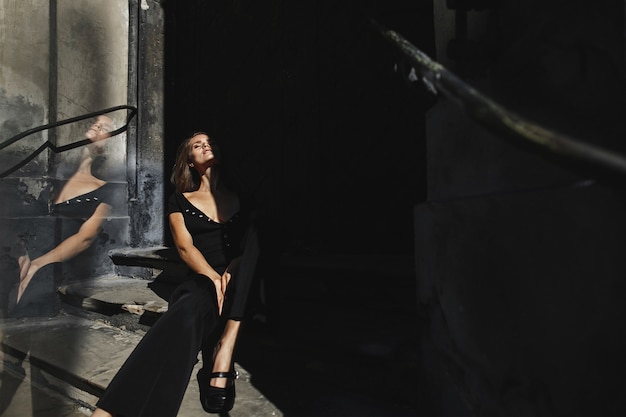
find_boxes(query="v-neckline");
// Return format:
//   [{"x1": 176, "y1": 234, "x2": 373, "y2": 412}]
[
  {"x1": 180, "y1": 193, "x2": 240, "y2": 224},
  {"x1": 53, "y1": 182, "x2": 108, "y2": 206}
]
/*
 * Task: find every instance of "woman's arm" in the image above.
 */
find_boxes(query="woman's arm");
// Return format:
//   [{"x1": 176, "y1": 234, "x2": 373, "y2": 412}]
[
  {"x1": 169, "y1": 211, "x2": 226, "y2": 313},
  {"x1": 36, "y1": 203, "x2": 111, "y2": 265},
  {"x1": 17, "y1": 202, "x2": 111, "y2": 302}
]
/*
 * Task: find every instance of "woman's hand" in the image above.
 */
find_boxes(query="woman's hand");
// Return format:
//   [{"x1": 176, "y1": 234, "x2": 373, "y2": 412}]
[
  {"x1": 18, "y1": 254, "x2": 31, "y2": 279},
  {"x1": 221, "y1": 271, "x2": 232, "y2": 294},
  {"x1": 212, "y1": 277, "x2": 225, "y2": 315},
  {"x1": 212, "y1": 271, "x2": 232, "y2": 315},
  {"x1": 17, "y1": 259, "x2": 41, "y2": 303}
]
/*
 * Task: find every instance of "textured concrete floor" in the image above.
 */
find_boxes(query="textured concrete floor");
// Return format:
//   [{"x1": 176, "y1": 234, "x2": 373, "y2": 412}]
[
  {"x1": 0, "y1": 277, "x2": 282, "y2": 417},
  {"x1": 0, "y1": 253, "x2": 420, "y2": 417}
]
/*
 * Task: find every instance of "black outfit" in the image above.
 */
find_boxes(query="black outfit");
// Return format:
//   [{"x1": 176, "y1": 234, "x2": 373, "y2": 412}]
[
  {"x1": 97, "y1": 192, "x2": 258, "y2": 417},
  {"x1": 7, "y1": 182, "x2": 116, "y2": 318}
]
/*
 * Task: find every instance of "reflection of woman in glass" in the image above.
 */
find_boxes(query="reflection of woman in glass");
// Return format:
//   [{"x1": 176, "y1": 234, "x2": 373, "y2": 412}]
[
  {"x1": 7, "y1": 115, "x2": 115, "y2": 318},
  {"x1": 93, "y1": 132, "x2": 258, "y2": 417}
]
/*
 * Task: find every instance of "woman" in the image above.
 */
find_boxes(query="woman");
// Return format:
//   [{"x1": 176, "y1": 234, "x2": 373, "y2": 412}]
[
  {"x1": 7, "y1": 115, "x2": 115, "y2": 318},
  {"x1": 93, "y1": 132, "x2": 258, "y2": 416}
]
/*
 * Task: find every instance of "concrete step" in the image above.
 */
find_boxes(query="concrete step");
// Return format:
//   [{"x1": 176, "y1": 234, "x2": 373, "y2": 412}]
[
  {"x1": 1, "y1": 275, "x2": 282, "y2": 417},
  {"x1": 0, "y1": 354, "x2": 90, "y2": 417},
  {"x1": 59, "y1": 275, "x2": 168, "y2": 319}
]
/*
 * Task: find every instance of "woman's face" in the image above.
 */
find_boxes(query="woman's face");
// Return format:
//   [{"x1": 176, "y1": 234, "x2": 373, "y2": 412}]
[
  {"x1": 187, "y1": 134, "x2": 217, "y2": 168},
  {"x1": 85, "y1": 115, "x2": 113, "y2": 154},
  {"x1": 86, "y1": 115, "x2": 113, "y2": 140}
]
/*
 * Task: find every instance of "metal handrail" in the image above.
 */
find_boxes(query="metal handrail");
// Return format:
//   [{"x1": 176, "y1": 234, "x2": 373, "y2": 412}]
[
  {"x1": 0, "y1": 105, "x2": 137, "y2": 178},
  {"x1": 372, "y1": 21, "x2": 626, "y2": 176}
]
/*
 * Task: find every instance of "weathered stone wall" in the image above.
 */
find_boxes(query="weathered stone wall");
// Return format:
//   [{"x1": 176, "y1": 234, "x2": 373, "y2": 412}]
[
  {"x1": 416, "y1": 1, "x2": 626, "y2": 415},
  {"x1": 0, "y1": 0, "x2": 50, "y2": 176},
  {"x1": 0, "y1": 0, "x2": 153, "y2": 313},
  {"x1": 127, "y1": 0, "x2": 165, "y2": 250}
]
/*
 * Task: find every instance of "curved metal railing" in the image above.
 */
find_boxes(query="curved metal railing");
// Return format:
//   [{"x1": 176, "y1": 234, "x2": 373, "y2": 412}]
[
  {"x1": 0, "y1": 105, "x2": 138, "y2": 178},
  {"x1": 372, "y1": 21, "x2": 626, "y2": 177}
]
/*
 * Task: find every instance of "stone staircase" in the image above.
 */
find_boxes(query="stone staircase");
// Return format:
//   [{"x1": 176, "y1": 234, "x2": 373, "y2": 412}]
[
  {"x1": 1, "y1": 248, "x2": 421, "y2": 416},
  {"x1": 0, "y1": 253, "x2": 282, "y2": 417}
]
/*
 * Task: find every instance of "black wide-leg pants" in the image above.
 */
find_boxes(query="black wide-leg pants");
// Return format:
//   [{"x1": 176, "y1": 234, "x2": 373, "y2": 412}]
[{"x1": 96, "y1": 274, "x2": 224, "y2": 417}]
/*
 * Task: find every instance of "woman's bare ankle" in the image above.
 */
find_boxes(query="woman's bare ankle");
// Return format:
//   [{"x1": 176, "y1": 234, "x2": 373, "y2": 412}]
[
  {"x1": 212, "y1": 347, "x2": 233, "y2": 370},
  {"x1": 208, "y1": 319, "x2": 241, "y2": 388},
  {"x1": 210, "y1": 345, "x2": 236, "y2": 388}
]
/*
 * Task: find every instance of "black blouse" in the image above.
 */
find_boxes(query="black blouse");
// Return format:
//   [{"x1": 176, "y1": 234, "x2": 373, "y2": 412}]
[
  {"x1": 51, "y1": 182, "x2": 115, "y2": 219},
  {"x1": 166, "y1": 192, "x2": 258, "y2": 319},
  {"x1": 167, "y1": 192, "x2": 250, "y2": 275}
]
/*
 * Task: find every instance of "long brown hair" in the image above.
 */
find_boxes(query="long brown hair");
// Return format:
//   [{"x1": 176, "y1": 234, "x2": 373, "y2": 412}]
[{"x1": 170, "y1": 132, "x2": 221, "y2": 193}]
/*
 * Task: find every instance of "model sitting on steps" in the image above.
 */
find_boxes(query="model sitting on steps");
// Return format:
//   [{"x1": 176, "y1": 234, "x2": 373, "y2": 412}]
[{"x1": 92, "y1": 132, "x2": 259, "y2": 416}]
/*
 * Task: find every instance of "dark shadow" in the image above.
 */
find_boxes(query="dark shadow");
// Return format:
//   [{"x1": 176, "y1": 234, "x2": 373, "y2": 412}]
[
  {"x1": 162, "y1": 0, "x2": 433, "y2": 415},
  {"x1": 0, "y1": 357, "x2": 26, "y2": 415},
  {"x1": 235, "y1": 260, "x2": 421, "y2": 417}
]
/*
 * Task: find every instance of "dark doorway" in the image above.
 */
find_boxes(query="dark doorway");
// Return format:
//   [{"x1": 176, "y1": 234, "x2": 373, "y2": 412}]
[{"x1": 162, "y1": 1, "x2": 434, "y2": 415}]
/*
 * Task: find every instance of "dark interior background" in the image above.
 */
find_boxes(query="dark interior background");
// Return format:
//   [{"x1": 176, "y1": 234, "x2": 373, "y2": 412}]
[
  {"x1": 160, "y1": 2, "x2": 434, "y2": 415},
  {"x1": 155, "y1": 1, "x2": 626, "y2": 416},
  {"x1": 161, "y1": 0, "x2": 433, "y2": 256}
]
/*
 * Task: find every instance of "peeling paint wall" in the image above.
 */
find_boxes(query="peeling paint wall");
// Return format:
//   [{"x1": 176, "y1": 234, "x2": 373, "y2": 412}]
[
  {"x1": 129, "y1": 0, "x2": 165, "y2": 248},
  {"x1": 0, "y1": 0, "x2": 136, "y2": 317},
  {"x1": 0, "y1": 0, "x2": 50, "y2": 177}
]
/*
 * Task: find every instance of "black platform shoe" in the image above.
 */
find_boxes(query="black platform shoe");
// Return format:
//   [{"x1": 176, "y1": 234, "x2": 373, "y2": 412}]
[{"x1": 197, "y1": 367, "x2": 239, "y2": 413}]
